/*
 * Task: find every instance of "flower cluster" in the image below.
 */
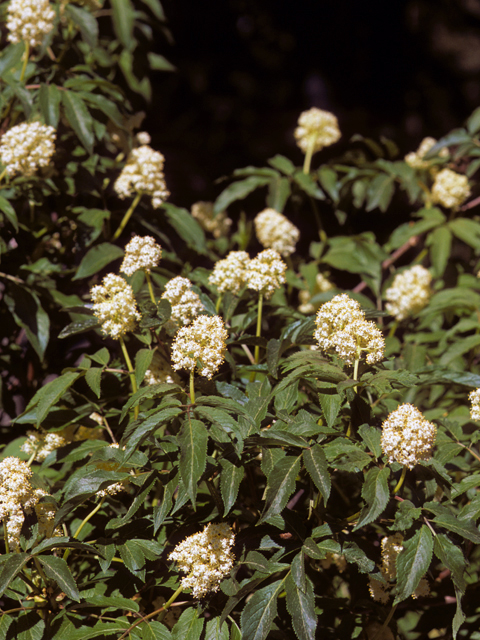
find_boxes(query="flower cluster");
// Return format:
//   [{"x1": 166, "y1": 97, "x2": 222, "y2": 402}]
[
  {"x1": 469, "y1": 388, "x2": 480, "y2": 420},
  {"x1": 94, "y1": 444, "x2": 130, "y2": 497},
  {"x1": 22, "y1": 430, "x2": 67, "y2": 462},
  {"x1": 245, "y1": 249, "x2": 287, "y2": 299},
  {"x1": 168, "y1": 523, "x2": 235, "y2": 598},
  {"x1": 136, "y1": 131, "x2": 151, "y2": 145},
  {"x1": 114, "y1": 144, "x2": 169, "y2": 208},
  {"x1": 0, "y1": 122, "x2": 56, "y2": 177},
  {"x1": 404, "y1": 137, "x2": 447, "y2": 169},
  {"x1": 161, "y1": 276, "x2": 204, "y2": 329},
  {"x1": 144, "y1": 352, "x2": 180, "y2": 385},
  {"x1": 191, "y1": 201, "x2": 232, "y2": 238},
  {"x1": 385, "y1": 265, "x2": 432, "y2": 321},
  {"x1": 7, "y1": 0, "x2": 55, "y2": 47},
  {"x1": 254, "y1": 208, "x2": 300, "y2": 257},
  {"x1": 298, "y1": 272, "x2": 335, "y2": 314},
  {"x1": 431, "y1": 168, "x2": 470, "y2": 209},
  {"x1": 171, "y1": 315, "x2": 228, "y2": 379},
  {"x1": 381, "y1": 403, "x2": 437, "y2": 468},
  {"x1": 91, "y1": 274, "x2": 140, "y2": 339},
  {"x1": 294, "y1": 107, "x2": 341, "y2": 154},
  {"x1": 314, "y1": 294, "x2": 384, "y2": 365},
  {"x1": 120, "y1": 235, "x2": 162, "y2": 276},
  {"x1": 209, "y1": 251, "x2": 251, "y2": 295}
]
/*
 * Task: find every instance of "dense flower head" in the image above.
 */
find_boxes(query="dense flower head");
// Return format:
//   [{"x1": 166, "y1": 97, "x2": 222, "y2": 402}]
[
  {"x1": 209, "y1": 251, "x2": 251, "y2": 295},
  {"x1": 254, "y1": 208, "x2": 300, "y2": 257},
  {"x1": 191, "y1": 201, "x2": 232, "y2": 238},
  {"x1": 161, "y1": 276, "x2": 204, "y2": 329},
  {"x1": 7, "y1": 0, "x2": 55, "y2": 47},
  {"x1": 114, "y1": 145, "x2": 169, "y2": 208},
  {"x1": 144, "y1": 352, "x2": 180, "y2": 385},
  {"x1": 385, "y1": 265, "x2": 432, "y2": 321},
  {"x1": 136, "y1": 131, "x2": 151, "y2": 145},
  {"x1": 171, "y1": 315, "x2": 228, "y2": 379},
  {"x1": 381, "y1": 403, "x2": 437, "y2": 468},
  {"x1": 431, "y1": 168, "x2": 470, "y2": 209},
  {"x1": 91, "y1": 274, "x2": 140, "y2": 339},
  {"x1": 22, "y1": 430, "x2": 67, "y2": 462},
  {"x1": 404, "y1": 137, "x2": 447, "y2": 169},
  {"x1": 0, "y1": 122, "x2": 56, "y2": 177},
  {"x1": 245, "y1": 249, "x2": 287, "y2": 299},
  {"x1": 299, "y1": 272, "x2": 335, "y2": 314},
  {"x1": 329, "y1": 318, "x2": 385, "y2": 365},
  {"x1": 168, "y1": 523, "x2": 235, "y2": 598},
  {"x1": 294, "y1": 107, "x2": 341, "y2": 154},
  {"x1": 469, "y1": 388, "x2": 480, "y2": 420},
  {"x1": 120, "y1": 235, "x2": 162, "y2": 276}
]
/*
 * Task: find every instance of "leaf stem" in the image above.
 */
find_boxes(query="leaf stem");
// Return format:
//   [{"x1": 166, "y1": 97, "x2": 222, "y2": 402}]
[
  {"x1": 303, "y1": 136, "x2": 316, "y2": 174},
  {"x1": 145, "y1": 270, "x2": 156, "y2": 304},
  {"x1": 371, "y1": 603, "x2": 398, "y2": 640},
  {"x1": 20, "y1": 41, "x2": 30, "y2": 83},
  {"x1": 250, "y1": 293, "x2": 263, "y2": 382},
  {"x1": 112, "y1": 191, "x2": 142, "y2": 241},
  {"x1": 215, "y1": 294, "x2": 223, "y2": 313},
  {"x1": 63, "y1": 497, "x2": 105, "y2": 563},
  {"x1": 157, "y1": 585, "x2": 185, "y2": 623},
  {"x1": 393, "y1": 466, "x2": 407, "y2": 494},
  {"x1": 189, "y1": 370, "x2": 195, "y2": 404},
  {"x1": 119, "y1": 336, "x2": 139, "y2": 419}
]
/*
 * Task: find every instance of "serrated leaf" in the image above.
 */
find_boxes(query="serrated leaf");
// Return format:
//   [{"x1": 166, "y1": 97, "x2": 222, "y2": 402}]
[
  {"x1": 291, "y1": 551, "x2": 306, "y2": 592},
  {"x1": 135, "y1": 349, "x2": 154, "y2": 387},
  {"x1": 38, "y1": 555, "x2": 80, "y2": 601},
  {"x1": 205, "y1": 617, "x2": 229, "y2": 640},
  {"x1": 25, "y1": 371, "x2": 80, "y2": 427},
  {"x1": 118, "y1": 540, "x2": 146, "y2": 575},
  {"x1": 0, "y1": 553, "x2": 30, "y2": 596},
  {"x1": 0, "y1": 613, "x2": 12, "y2": 639},
  {"x1": 394, "y1": 525, "x2": 433, "y2": 604},
  {"x1": 171, "y1": 608, "x2": 204, "y2": 640},
  {"x1": 432, "y1": 513, "x2": 480, "y2": 543},
  {"x1": 73, "y1": 242, "x2": 124, "y2": 280},
  {"x1": 245, "y1": 551, "x2": 269, "y2": 573},
  {"x1": 268, "y1": 154, "x2": 295, "y2": 175},
  {"x1": 354, "y1": 466, "x2": 390, "y2": 530},
  {"x1": 4, "y1": 287, "x2": 50, "y2": 361},
  {"x1": 303, "y1": 445, "x2": 331, "y2": 503},
  {"x1": 0, "y1": 194, "x2": 18, "y2": 231},
  {"x1": 259, "y1": 455, "x2": 301, "y2": 523},
  {"x1": 84, "y1": 594, "x2": 139, "y2": 612},
  {"x1": 214, "y1": 176, "x2": 271, "y2": 214},
  {"x1": 67, "y1": 622, "x2": 130, "y2": 640},
  {"x1": 426, "y1": 225, "x2": 452, "y2": 278},
  {"x1": 62, "y1": 90, "x2": 94, "y2": 153},
  {"x1": 302, "y1": 537, "x2": 341, "y2": 560},
  {"x1": 12, "y1": 610, "x2": 45, "y2": 640},
  {"x1": 178, "y1": 417, "x2": 208, "y2": 507},
  {"x1": 123, "y1": 406, "x2": 182, "y2": 456},
  {"x1": 120, "y1": 384, "x2": 179, "y2": 421},
  {"x1": 342, "y1": 541, "x2": 375, "y2": 573},
  {"x1": 267, "y1": 175, "x2": 290, "y2": 212},
  {"x1": 390, "y1": 499, "x2": 421, "y2": 531},
  {"x1": 318, "y1": 391, "x2": 342, "y2": 427},
  {"x1": 358, "y1": 424, "x2": 382, "y2": 458},
  {"x1": 59, "y1": 317, "x2": 100, "y2": 339},
  {"x1": 65, "y1": 4, "x2": 98, "y2": 48},
  {"x1": 434, "y1": 534, "x2": 466, "y2": 594},
  {"x1": 162, "y1": 204, "x2": 207, "y2": 254},
  {"x1": 141, "y1": 621, "x2": 172, "y2": 640},
  {"x1": 64, "y1": 469, "x2": 130, "y2": 501},
  {"x1": 81, "y1": 92, "x2": 124, "y2": 127},
  {"x1": 366, "y1": 173, "x2": 395, "y2": 212},
  {"x1": 241, "y1": 579, "x2": 283, "y2": 640},
  {"x1": 293, "y1": 171, "x2": 325, "y2": 199},
  {"x1": 220, "y1": 459, "x2": 243, "y2": 515},
  {"x1": 449, "y1": 217, "x2": 480, "y2": 251},
  {"x1": 111, "y1": 0, "x2": 135, "y2": 49},
  {"x1": 85, "y1": 367, "x2": 102, "y2": 398},
  {"x1": 452, "y1": 586, "x2": 465, "y2": 639},
  {"x1": 285, "y1": 574, "x2": 317, "y2": 640}
]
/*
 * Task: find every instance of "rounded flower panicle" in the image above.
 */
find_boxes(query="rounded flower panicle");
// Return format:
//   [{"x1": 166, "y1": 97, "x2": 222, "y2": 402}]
[
  {"x1": 385, "y1": 265, "x2": 432, "y2": 321},
  {"x1": 294, "y1": 107, "x2": 341, "y2": 155},
  {"x1": 144, "y1": 352, "x2": 181, "y2": 386},
  {"x1": 314, "y1": 294, "x2": 364, "y2": 349},
  {"x1": 191, "y1": 201, "x2": 232, "y2": 239},
  {"x1": 0, "y1": 122, "x2": 56, "y2": 177},
  {"x1": 245, "y1": 249, "x2": 287, "y2": 300},
  {"x1": 469, "y1": 388, "x2": 480, "y2": 421},
  {"x1": 114, "y1": 145, "x2": 169, "y2": 208},
  {"x1": 91, "y1": 274, "x2": 140, "y2": 339},
  {"x1": 254, "y1": 208, "x2": 300, "y2": 257},
  {"x1": 209, "y1": 251, "x2": 251, "y2": 295},
  {"x1": 21, "y1": 430, "x2": 67, "y2": 462},
  {"x1": 404, "y1": 137, "x2": 447, "y2": 169},
  {"x1": 171, "y1": 315, "x2": 228, "y2": 379},
  {"x1": 330, "y1": 318, "x2": 385, "y2": 365},
  {"x1": 299, "y1": 272, "x2": 335, "y2": 314},
  {"x1": 431, "y1": 168, "x2": 470, "y2": 209},
  {"x1": 120, "y1": 235, "x2": 162, "y2": 276},
  {"x1": 168, "y1": 523, "x2": 235, "y2": 598},
  {"x1": 161, "y1": 276, "x2": 205, "y2": 328},
  {"x1": 136, "y1": 131, "x2": 151, "y2": 145},
  {"x1": 381, "y1": 403, "x2": 437, "y2": 469},
  {"x1": 7, "y1": 0, "x2": 55, "y2": 47}
]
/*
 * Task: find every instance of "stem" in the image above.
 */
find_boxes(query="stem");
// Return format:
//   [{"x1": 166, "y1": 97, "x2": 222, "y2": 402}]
[
  {"x1": 0, "y1": 168, "x2": 7, "y2": 185},
  {"x1": 303, "y1": 135, "x2": 316, "y2": 174},
  {"x1": 371, "y1": 604, "x2": 398, "y2": 640},
  {"x1": 189, "y1": 370, "x2": 195, "y2": 404},
  {"x1": 4, "y1": 520, "x2": 10, "y2": 554},
  {"x1": 63, "y1": 497, "x2": 105, "y2": 562},
  {"x1": 26, "y1": 450, "x2": 37, "y2": 467},
  {"x1": 119, "y1": 336, "x2": 139, "y2": 419},
  {"x1": 353, "y1": 356, "x2": 360, "y2": 394},
  {"x1": 250, "y1": 293, "x2": 263, "y2": 383},
  {"x1": 20, "y1": 41, "x2": 30, "y2": 83},
  {"x1": 145, "y1": 270, "x2": 156, "y2": 304},
  {"x1": 158, "y1": 585, "x2": 187, "y2": 623},
  {"x1": 215, "y1": 294, "x2": 223, "y2": 313},
  {"x1": 388, "y1": 321, "x2": 398, "y2": 339},
  {"x1": 393, "y1": 466, "x2": 407, "y2": 494},
  {"x1": 112, "y1": 191, "x2": 142, "y2": 241}
]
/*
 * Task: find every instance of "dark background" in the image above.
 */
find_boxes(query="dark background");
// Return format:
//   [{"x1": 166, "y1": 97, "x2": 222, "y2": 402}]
[{"x1": 143, "y1": 0, "x2": 480, "y2": 209}]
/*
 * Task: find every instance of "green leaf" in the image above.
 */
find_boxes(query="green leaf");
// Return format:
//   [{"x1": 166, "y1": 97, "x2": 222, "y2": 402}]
[
  {"x1": 268, "y1": 154, "x2": 295, "y2": 175},
  {"x1": 354, "y1": 466, "x2": 390, "y2": 530},
  {"x1": 135, "y1": 349, "x2": 154, "y2": 387},
  {"x1": 342, "y1": 541, "x2": 375, "y2": 573},
  {"x1": 0, "y1": 614, "x2": 12, "y2": 639},
  {"x1": 303, "y1": 445, "x2": 331, "y2": 502},
  {"x1": 67, "y1": 622, "x2": 130, "y2": 639},
  {"x1": 205, "y1": 618, "x2": 229, "y2": 640},
  {"x1": 303, "y1": 537, "x2": 341, "y2": 560},
  {"x1": 62, "y1": 89, "x2": 94, "y2": 153},
  {"x1": 259, "y1": 455, "x2": 301, "y2": 523},
  {"x1": 449, "y1": 217, "x2": 480, "y2": 251},
  {"x1": 452, "y1": 586, "x2": 465, "y2": 640},
  {"x1": 171, "y1": 608, "x2": 204, "y2": 640},
  {"x1": 432, "y1": 512, "x2": 480, "y2": 543},
  {"x1": 220, "y1": 459, "x2": 244, "y2": 515},
  {"x1": 0, "y1": 553, "x2": 30, "y2": 596},
  {"x1": 291, "y1": 551, "x2": 306, "y2": 592},
  {"x1": 439, "y1": 334, "x2": 480, "y2": 367},
  {"x1": 426, "y1": 225, "x2": 452, "y2": 278},
  {"x1": 0, "y1": 194, "x2": 18, "y2": 231},
  {"x1": 141, "y1": 621, "x2": 172, "y2": 640},
  {"x1": 163, "y1": 204, "x2": 207, "y2": 254},
  {"x1": 358, "y1": 424, "x2": 382, "y2": 458},
  {"x1": 178, "y1": 417, "x2": 208, "y2": 507},
  {"x1": 120, "y1": 384, "x2": 180, "y2": 421},
  {"x1": 81, "y1": 92, "x2": 124, "y2": 127},
  {"x1": 153, "y1": 477, "x2": 176, "y2": 533},
  {"x1": 11, "y1": 610, "x2": 45, "y2": 640},
  {"x1": 317, "y1": 166, "x2": 339, "y2": 202},
  {"x1": 84, "y1": 594, "x2": 139, "y2": 612},
  {"x1": 111, "y1": 0, "x2": 135, "y2": 49},
  {"x1": 434, "y1": 534, "x2": 466, "y2": 594},
  {"x1": 285, "y1": 574, "x2": 317, "y2": 640},
  {"x1": 148, "y1": 52, "x2": 176, "y2": 71},
  {"x1": 245, "y1": 551, "x2": 269, "y2": 573},
  {"x1": 59, "y1": 317, "x2": 100, "y2": 339},
  {"x1": 241, "y1": 579, "x2": 283, "y2": 640},
  {"x1": 0, "y1": 42, "x2": 24, "y2": 77},
  {"x1": 390, "y1": 499, "x2": 421, "y2": 531},
  {"x1": 214, "y1": 176, "x2": 271, "y2": 214},
  {"x1": 139, "y1": 0, "x2": 165, "y2": 20},
  {"x1": 24, "y1": 371, "x2": 80, "y2": 427},
  {"x1": 266, "y1": 176, "x2": 290, "y2": 212},
  {"x1": 85, "y1": 367, "x2": 102, "y2": 398},
  {"x1": 64, "y1": 468, "x2": 130, "y2": 501},
  {"x1": 123, "y1": 406, "x2": 182, "y2": 456},
  {"x1": 366, "y1": 173, "x2": 395, "y2": 212},
  {"x1": 37, "y1": 555, "x2": 80, "y2": 601},
  {"x1": 65, "y1": 4, "x2": 98, "y2": 48},
  {"x1": 318, "y1": 391, "x2": 342, "y2": 427},
  {"x1": 467, "y1": 106, "x2": 480, "y2": 134},
  {"x1": 394, "y1": 525, "x2": 433, "y2": 604},
  {"x1": 73, "y1": 242, "x2": 124, "y2": 280},
  {"x1": 4, "y1": 287, "x2": 50, "y2": 360},
  {"x1": 293, "y1": 171, "x2": 325, "y2": 199}
]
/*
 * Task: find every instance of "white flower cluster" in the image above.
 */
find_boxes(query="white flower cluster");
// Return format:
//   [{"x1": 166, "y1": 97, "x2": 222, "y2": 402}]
[
  {"x1": 161, "y1": 276, "x2": 204, "y2": 329},
  {"x1": 144, "y1": 352, "x2": 180, "y2": 385},
  {"x1": 314, "y1": 294, "x2": 384, "y2": 365},
  {"x1": 254, "y1": 208, "x2": 300, "y2": 257},
  {"x1": 191, "y1": 201, "x2": 232, "y2": 239},
  {"x1": 469, "y1": 388, "x2": 480, "y2": 420},
  {"x1": 431, "y1": 168, "x2": 470, "y2": 209},
  {"x1": 404, "y1": 137, "x2": 447, "y2": 169},
  {"x1": 171, "y1": 315, "x2": 228, "y2": 379},
  {"x1": 7, "y1": 0, "x2": 55, "y2": 47},
  {"x1": 298, "y1": 272, "x2": 335, "y2": 314},
  {"x1": 120, "y1": 235, "x2": 162, "y2": 276},
  {"x1": 381, "y1": 403, "x2": 437, "y2": 468},
  {"x1": 114, "y1": 144, "x2": 169, "y2": 208},
  {"x1": 385, "y1": 265, "x2": 432, "y2": 321},
  {"x1": 0, "y1": 122, "x2": 56, "y2": 177},
  {"x1": 136, "y1": 131, "x2": 151, "y2": 145},
  {"x1": 168, "y1": 523, "x2": 235, "y2": 598},
  {"x1": 209, "y1": 251, "x2": 251, "y2": 295},
  {"x1": 319, "y1": 552, "x2": 347, "y2": 573},
  {"x1": 91, "y1": 274, "x2": 140, "y2": 339},
  {"x1": 245, "y1": 249, "x2": 287, "y2": 300},
  {"x1": 95, "y1": 444, "x2": 129, "y2": 497},
  {"x1": 294, "y1": 107, "x2": 341, "y2": 154},
  {"x1": 22, "y1": 430, "x2": 67, "y2": 462}
]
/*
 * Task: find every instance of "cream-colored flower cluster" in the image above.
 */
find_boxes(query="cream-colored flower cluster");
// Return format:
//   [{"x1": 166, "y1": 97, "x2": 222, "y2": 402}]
[
  {"x1": 369, "y1": 533, "x2": 430, "y2": 603},
  {"x1": 294, "y1": 107, "x2": 341, "y2": 154},
  {"x1": 0, "y1": 122, "x2": 56, "y2": 177},
  {"x1": 120, "y1": 235, "x2": 162, "y2": 276},
  {"x1": 381, "y1": 403, "x2": 436, "y2": 468},
  {"x1": 171, "y1": 315, "x2": 228, "y2": 379},
  {"x1": 469, "y1": 388, "x2": 480, "y2": 420},
  {"x1": 314, "y1": 294, "x2": 384, "y2": 365},
  {"x1": 319, "y1": 552, "x2": 347, "y2": 573},
  {"x1": 385, "y1": 265, "x2": 432, "y2": 321},
  {"x1": 144, "y1": 352, "x2": 180, "y2": 385},
  {"x1": 91, "y1": 274, "x2": 140, "y2": 339},
  {"x1": 209, "y1": 251, "x2": 251, "y2": 295},
  {"x1": 404, "y1": 137, "x2": 447, "y2": 169},
  {"x1": 114, "y1": 144, "x2": 169, "y2": 208},
  {"x1": 21, "y1": 425, "x2": 101, "y2": 462},
  {"x1": 431, "y1": 168, "x2": 470, "y2": 209},
  {"x1": 136, "y1": 131, "x2": 151, "y2": 145},
  {"x1": 298, "y1": 273, "x2": 335, "y2": 314},
  {"x1": 254, "y1": 208, "x2": 300, "y2": 257},
  {"x1": 245, "y1": 249, "x2": 287, "y2": 300},
  {"x1": 0, "y1": 456, "x2": 55, "y2": 549},
  {"x1": 168, "y1": 523, "x2": 235, "y2": 598},
  {"x1": 7, "y1": 0, "x2": 55, "y2": 47},
  {"x1": 191, "y1": 201, "x2": 232, "y2": 239},
  {"x1": 161, "y1": 276, "x2": 204, "y2": 329}
]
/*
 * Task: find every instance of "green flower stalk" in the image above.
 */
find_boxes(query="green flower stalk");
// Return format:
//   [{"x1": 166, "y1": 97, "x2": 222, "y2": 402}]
[{"x1": 294, "y1": 107, "x2": 341, "y2": 174}]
